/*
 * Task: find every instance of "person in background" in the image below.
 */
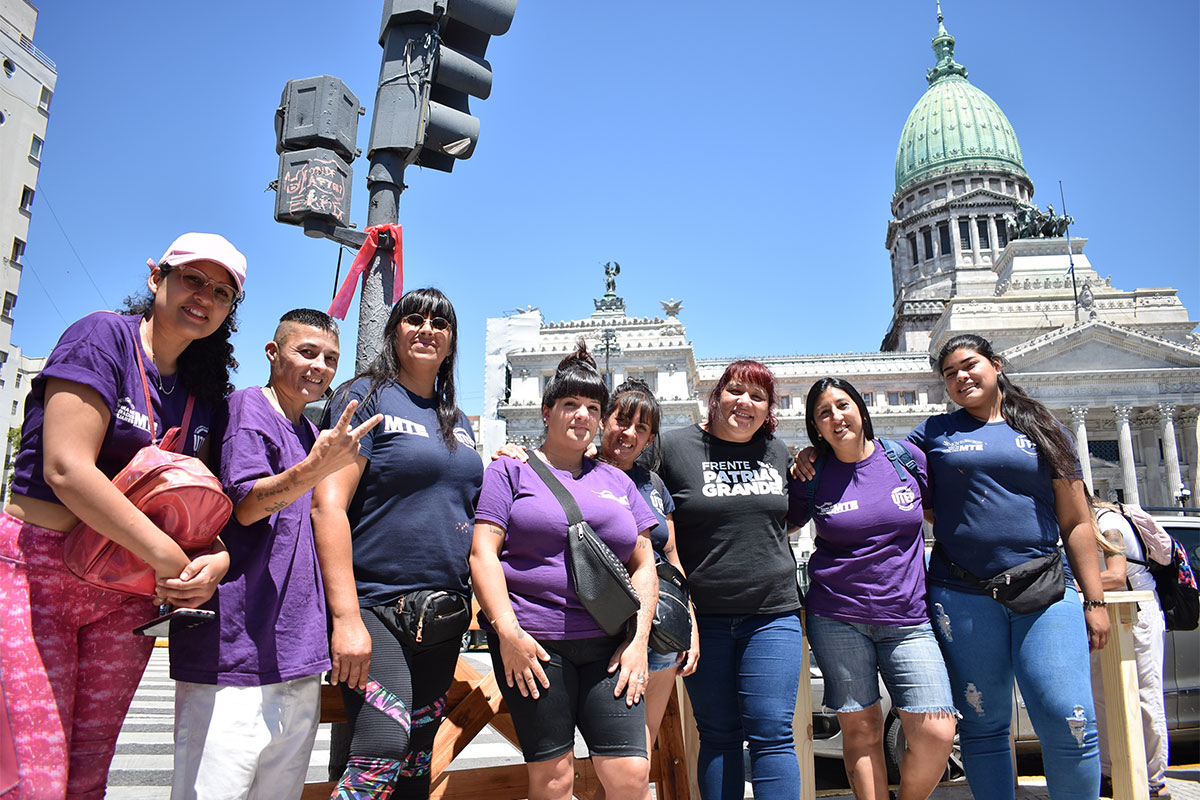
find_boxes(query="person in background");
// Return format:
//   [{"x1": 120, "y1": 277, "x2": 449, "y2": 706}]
[
  {"x1": 0, "y1": 233, "x2": 242, "y2": 798},
  {"x1": 658, "y1": 360, "x2": 804, "y2": 800},
  {"x1": 169, "y1": 309, "x2": 381, "y2": 800},
  {"x1": 789, "y1": 377, "x2": 956, "y2": 800},
  {"x1": 312, "y1": 288, "x2": 484, "y2": 798},
  {"x1": 471, "y1": 343, "x2": 658, "y2": 800},
  {"x1": 1087, "y1": 496, "x2": 1171, "y2": 800}
]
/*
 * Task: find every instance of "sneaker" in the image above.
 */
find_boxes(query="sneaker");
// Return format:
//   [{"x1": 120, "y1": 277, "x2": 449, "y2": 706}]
[
  {"x1": 1100, "y1": 775, "x2": 1113, "y2": 798},
  {"x1": 1150, "y1": 786, "x2": 1172, "y2": 800}
]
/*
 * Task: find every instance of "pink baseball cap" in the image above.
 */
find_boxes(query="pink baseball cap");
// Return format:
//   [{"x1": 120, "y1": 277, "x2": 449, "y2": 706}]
[{"x1": 147, "y1": 232, "x2": 247, "y2": 292}]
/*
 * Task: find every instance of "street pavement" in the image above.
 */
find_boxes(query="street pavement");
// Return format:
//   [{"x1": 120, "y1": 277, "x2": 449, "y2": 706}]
[{"x1": 107, "y1": 645, "x2": 1199, "y2": 799}]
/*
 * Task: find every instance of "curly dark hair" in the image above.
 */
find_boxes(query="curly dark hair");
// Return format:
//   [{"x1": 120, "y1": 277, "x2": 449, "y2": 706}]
[
  {"x1": 341, "y1": 287, "x2": 463, "y2": 449},
  {"x1": 119, "y1": 264, "x2": 239, "y2": 404}
]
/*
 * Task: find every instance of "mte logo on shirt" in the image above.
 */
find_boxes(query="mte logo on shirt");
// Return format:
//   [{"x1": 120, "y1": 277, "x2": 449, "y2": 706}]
[
  {"x1": 1015, "y1": 434, "x2": 1038, "y2": 457},
  {"x1": 943, "y1": 438, "x2": 984, "y2": 453},
  {"x1": 383, "y1": 415, "x2": 429, "y2": 437},
  {"x1": 891, "y1": 484, "x2": 917, "y2": 511},
  {"x1": 593, "y1": 489, "x2": 630, "y2": 507},
  {"x1": 453, "y1": 426, "x2": 474, "y2": 448},
  {"x1": 816, "y1": 499, "x2": 859, "y2": 516},
  {"x1": 700, "y1": 459, "x2": 784, "y2": 498},
  {"x1": 114, "y1": 396, "x2": 150, "y2": 433},
  {"x1": 649, "y1": 488, "x2": 666, "y2": 515}
]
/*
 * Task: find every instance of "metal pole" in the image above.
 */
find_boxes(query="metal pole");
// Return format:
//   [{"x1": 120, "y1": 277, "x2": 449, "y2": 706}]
[
  {"x1": 354, "y1": 154, "x2": 404, "y2": 372},
  {"x1": 1059, "y1": 181, "x2": 1079, "y2": 323}
]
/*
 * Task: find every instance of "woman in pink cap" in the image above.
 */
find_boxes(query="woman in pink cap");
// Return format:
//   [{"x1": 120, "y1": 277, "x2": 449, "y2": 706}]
[{"x1": 0, "y1": 233, "x2": 245, "y2": 798}]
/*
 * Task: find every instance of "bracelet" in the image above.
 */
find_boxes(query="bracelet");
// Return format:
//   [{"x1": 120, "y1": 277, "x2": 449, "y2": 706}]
[
  {"x1": 1082, "y1": 599, "x2": 1107, "y2": 610},
  {"x1": 489, "y1": 610, "x2": 517, "y2": 627}
]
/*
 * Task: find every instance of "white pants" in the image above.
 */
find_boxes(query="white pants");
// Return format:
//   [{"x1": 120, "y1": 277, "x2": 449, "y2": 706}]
[
  {"x1": 172, "y1": 675, "x2": 322, "y2": 800},
  {"x1": 1090, "y1": 601, "x2": 1169, "y2": 790}
]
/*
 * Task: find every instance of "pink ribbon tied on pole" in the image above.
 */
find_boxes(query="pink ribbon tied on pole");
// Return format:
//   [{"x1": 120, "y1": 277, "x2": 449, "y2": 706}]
[{"x1": 328, "y1": 224, "x2": 404, "y2": 320}]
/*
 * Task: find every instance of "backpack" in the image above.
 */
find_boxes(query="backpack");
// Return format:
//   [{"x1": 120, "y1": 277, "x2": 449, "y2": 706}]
[
  {"x1": 61, "y1": 340, "x2": 233, "y2": 597},
  {"x1": 804, "y1": 437, "x2": 918, "y2": 508},
  {"x1": 1117, "y1": 503, "x2": 1173, "y2": 566},
  {"x1": 1121, "y1": 510, "x2": 1200, "y2": 632}
]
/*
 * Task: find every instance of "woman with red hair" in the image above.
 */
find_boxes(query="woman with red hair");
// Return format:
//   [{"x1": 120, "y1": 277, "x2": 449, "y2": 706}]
[{"x1": 658, "y1": 360, "x2": 803, "y2": 799}]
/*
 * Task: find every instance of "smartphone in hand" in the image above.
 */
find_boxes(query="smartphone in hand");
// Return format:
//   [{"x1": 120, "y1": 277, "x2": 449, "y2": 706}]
[{"x1": 133, "y1": 606, "x2": 216, "y2": 637}]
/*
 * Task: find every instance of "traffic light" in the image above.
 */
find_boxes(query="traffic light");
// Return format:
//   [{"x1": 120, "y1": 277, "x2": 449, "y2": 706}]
[
  {"x1": 274, "y1": 76, "x2": 364, "y2": 229},
  {"x1": 368, "y1": 0, "x2": 517, "y2": 172}
]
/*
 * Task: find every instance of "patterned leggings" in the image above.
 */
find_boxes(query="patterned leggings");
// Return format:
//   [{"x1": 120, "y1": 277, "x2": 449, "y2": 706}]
[
  {"x1": 331, "y1": 608, "x2": 459, "y2": 799},
  {"x1": 0, "y1": 512, "x2": 155, "y2": 799}
]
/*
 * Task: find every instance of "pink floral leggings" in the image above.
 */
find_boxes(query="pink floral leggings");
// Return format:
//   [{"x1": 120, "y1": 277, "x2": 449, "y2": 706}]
[{"x1": 0, "y1": 512, "x2": 154, "y2": 799}]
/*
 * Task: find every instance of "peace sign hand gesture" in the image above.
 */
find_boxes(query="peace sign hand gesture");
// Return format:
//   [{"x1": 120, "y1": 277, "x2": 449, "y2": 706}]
[{"x1": 309, "y1": 399, "x2": 383, "y2": 479}]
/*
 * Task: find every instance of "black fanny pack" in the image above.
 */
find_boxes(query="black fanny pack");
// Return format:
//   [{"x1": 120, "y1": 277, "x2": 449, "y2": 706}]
[
  {"x1": 371, "y1": 590, "x2": 470, "y2": 651},
  {"x1": 935, "y1": 545, "x2": 1064, "y2": 614}
]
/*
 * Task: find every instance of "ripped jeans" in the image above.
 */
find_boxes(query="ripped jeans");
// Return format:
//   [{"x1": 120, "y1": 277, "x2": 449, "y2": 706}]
[{"x1": 928, "y1": 583, "x2": 1099, "y2": 800}]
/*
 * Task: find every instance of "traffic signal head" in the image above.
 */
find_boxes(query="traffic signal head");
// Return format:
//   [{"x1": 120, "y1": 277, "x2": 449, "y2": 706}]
[
  {"x1": 368, "y1": 0, "x2": 517, "y2": 172},
  {"x1": 274, "y1": 76, "x2": 364, "y2": 229}
]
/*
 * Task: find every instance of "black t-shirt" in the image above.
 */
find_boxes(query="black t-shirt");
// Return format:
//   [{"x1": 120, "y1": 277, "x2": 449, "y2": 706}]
[
  {"x1": 658, "y1": 424, "x2": 800, "y2": 616},
  {"x1": 323, "y1": 378, "x2": 484, "y2": 606}
]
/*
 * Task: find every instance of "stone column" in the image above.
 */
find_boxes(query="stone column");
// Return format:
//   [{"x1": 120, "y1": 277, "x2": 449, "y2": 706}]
[
  {"x1": 1138, "y1": 411, "x2": 1163, "y2": 506},
  {"x1": 1114, "y1": 405, "x2": 1140, "y2": 504},
  {"x1": 1181, "y1": 409, "x2": 1200, "y2": 508},
  {"x1": 968, "y1": 214, "x2": 980, "y2": 260},
  {"x1": 987, "y1": 215, "x2": 1000, "y2": 260},
  {"x1": 1159, "y1": 404, "x2": 1183, "y2": 507},
  {"x1": 949, "y1": 215, "x2": 962, "y2": 265},
  {"x1": 1070, "y1": 405, "x2": 1093, "y2": 492}
]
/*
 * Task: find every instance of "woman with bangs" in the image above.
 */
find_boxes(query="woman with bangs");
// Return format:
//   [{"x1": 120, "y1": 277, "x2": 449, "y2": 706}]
[
  {"x1": 470, "y1": 343, "x2": 659, "y2": 800},
  {"x1": 312, "y1": 287, "x2": 485, "y2": 798},
  {"x1": 658, "y1": 360, "x2": 804, "y2": 799}
]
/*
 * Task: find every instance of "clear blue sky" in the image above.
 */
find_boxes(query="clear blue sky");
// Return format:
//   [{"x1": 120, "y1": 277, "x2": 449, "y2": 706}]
[{"x1": 18, "y1": 1, "x2": 1199, "y2": 415}]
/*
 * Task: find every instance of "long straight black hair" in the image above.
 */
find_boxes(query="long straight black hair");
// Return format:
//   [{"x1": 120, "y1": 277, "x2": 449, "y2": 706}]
[
  {"x1": 935, "y1": 333, "x2": 1077, "y2": 479},
  {"x1": 351, "y1": 287, "x2": 462, "y2": 449}
]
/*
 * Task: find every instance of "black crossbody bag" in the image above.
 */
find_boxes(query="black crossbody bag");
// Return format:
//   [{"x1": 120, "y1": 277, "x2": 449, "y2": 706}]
[
  {"x1": 934, "y1": 544, "x2": 1064, "y2": 614},
  {"x1": 526, "y1": 456, "x2": 641, "y2": 637}
]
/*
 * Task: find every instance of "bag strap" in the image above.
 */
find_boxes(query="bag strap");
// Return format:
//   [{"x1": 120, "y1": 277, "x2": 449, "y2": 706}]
[
  {"x1": 879, "y1": 438, "x2": 918, "y2": 483},
  {"x1": 129, "y1": 318, "x2": 195, "y2": 455},
  {"x1": 932, "y1": 543, "x2": 987, "y2": 588},
  {"x1": 526, "y1": 453, "x2": 585, "y2": 527},
  {"x1": 804, "y1": 453, "x2": 827, "y2": 508}
]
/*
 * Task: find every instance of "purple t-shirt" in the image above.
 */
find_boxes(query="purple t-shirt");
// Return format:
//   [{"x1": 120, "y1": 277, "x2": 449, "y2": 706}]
[
  {"x1": 475, "y1": 457, "x2": 657, "y2": 640},
  {"x1": 788, "y1": 441, "x2": 931, "y2": 626},
  {"x1": 11, "y1": 312, "x2": 216, "y2": 503},
  {"x1": 170, "y1": 387, "x2": 331, "y2": 686}
]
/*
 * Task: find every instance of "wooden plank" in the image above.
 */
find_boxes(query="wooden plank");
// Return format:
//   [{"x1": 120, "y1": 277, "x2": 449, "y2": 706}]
[
  {"x1": 318, "y1": 684, "x2": 346, "y2": 724},
  {"x1": 794, "y1": 630, "x2": 815, "y2": 800},
  {"x1": 652, "y1": 686, "x2": 692, "y2": 800},
  {"x1": 1100, "y1": 590, "x2": 1153, "y2": 800},
  {"x1": 430, "y1": 670, "x2": 506, "y2": 777},
  {"x1": 429, "y1": 764, "x2": 530, "y2": 799},
  {"x1": 674, "y1": 674, "x2": 702, "y2": 798}
]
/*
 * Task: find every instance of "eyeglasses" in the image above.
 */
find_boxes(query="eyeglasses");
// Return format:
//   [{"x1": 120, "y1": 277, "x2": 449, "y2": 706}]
[
  {"x1": 171, "y1": 265, "x2": 239, "y2": 307},
  {"x1": 402, "y1": 313, "x2": 451, "y2": 331}
]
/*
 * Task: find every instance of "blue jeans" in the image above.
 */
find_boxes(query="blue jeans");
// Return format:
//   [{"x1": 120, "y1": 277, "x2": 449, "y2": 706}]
[
  {"x1": 683, "y1": 611, "x2": 803, "y2": 800},
  {"x1": 928, "y1": 583, "x2": 1100, "y2": 800}
]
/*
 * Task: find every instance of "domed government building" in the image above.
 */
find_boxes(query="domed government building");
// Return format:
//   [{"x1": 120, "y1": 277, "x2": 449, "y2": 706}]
[{"x1": 481, "y1": 8, "x2": 1200, "y2": 531}]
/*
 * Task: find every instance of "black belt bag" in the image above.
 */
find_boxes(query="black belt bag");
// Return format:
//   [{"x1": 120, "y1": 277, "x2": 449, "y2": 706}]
[
  {"x1": 649, "y1": 560, "x2": 692, "y2": 654},
  {"x1": 371, "y1": 590, "x2": 470, "y2": 651},
  {"x1": 936, "y1": 545, "x2": 1065, "y2": 614}
]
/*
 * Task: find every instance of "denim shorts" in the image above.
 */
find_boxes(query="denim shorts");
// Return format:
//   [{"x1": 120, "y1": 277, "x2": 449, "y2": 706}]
[
  {"x1": 487, "y1": 634, "x2": 647, "y2": 763},
  {"x1": 807, "y1": 614, "x2": 956, "y2": 715},
  {"x1": 647, "y1": 648, "x2": 679, "y2": 673}
]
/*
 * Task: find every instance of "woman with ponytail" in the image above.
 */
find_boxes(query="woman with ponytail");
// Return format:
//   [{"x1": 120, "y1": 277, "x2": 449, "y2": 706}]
[
  {"x1": 312, "y1": 288, "x2": 485, "y2": 798},
  {"x1": 470, "y1": 342, "x2": 658, "y2": 800},
  {"x1": 909, "y1": 333, "x2": 1109, "y2": 800}
]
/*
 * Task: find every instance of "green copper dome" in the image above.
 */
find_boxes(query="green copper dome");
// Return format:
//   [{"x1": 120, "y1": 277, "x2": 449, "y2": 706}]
[{"x1": 894, "y1": 8, "x2": 1027, "y2": 193}]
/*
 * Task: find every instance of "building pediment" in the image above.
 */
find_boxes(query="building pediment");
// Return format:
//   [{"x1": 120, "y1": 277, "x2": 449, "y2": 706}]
[
  {"x1": 947, "y1": 187, "x2": 1014, "y2": 208},
  {"x1": 1003, "y1": 320, "x2": 1200, "y2": 372}
]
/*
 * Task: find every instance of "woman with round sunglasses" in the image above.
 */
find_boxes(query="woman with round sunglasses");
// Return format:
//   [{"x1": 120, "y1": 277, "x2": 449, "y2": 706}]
[
  {"x1": 471, "y1": 344, "x2": 659, "y2": 800},
  {"x1": 312, "y1": 288, "x2": 485, "y2": 798},
  {"x1": 493, "y1": 378, "x2": 701, "y2": 790},
  {"x1": 658, "y1": 360, "x2": 803, "y2": 800},
  {"x1": 0, "y1": 233, "x2": 243, "y2": 798},
  {"x1": 789, "y1": 377, "x2": 955, "y2": 800}
]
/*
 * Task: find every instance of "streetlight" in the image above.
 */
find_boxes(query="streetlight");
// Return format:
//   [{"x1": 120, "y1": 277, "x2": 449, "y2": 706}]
[
  {"x1": 596, "y1": 327, "x2": 621, "y2": 388},
  {"x1": 1178, "y1": 487, "x2": 1193, "y2": 509}
]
